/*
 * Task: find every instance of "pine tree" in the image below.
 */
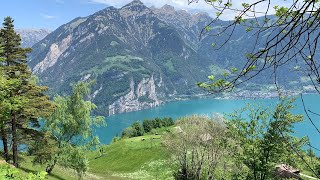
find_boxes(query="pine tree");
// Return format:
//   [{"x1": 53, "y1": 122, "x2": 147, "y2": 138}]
[
  {"x1": 18, "y1": 76, "x2": 55, "y2": 149},
  {"x1": 0, "y1": 16, "x2": 31, "y2": 167},
  {"x1": 0, "y1": 45, "x2": 11, "y2": 162},
  {"x1": 0, "y1": 17, "x2": 55, "y2": 167}
]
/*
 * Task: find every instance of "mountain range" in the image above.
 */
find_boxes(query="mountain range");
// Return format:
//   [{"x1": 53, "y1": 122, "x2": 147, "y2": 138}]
[
  {"x1": 17, "y1": 29, "x2": 51, "y2": 47},
  {"x1": 25, "y1": 0, "x2": 310, "y2": 116}
]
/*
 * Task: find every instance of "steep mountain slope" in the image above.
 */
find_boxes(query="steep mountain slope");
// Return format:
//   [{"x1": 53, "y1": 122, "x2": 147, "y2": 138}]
[
  {"x1": 16, "y1": 29, "x2": 51, "y2": 47},
  {"x1": 29, "y1": 0, "x2": 212, "y2": 116},
  {"x1": 28, "y1": 0, "x2": 309, "y2": 116},
  {"x1": 152, "y1": 5, "x2": 211, "y2": 50}
]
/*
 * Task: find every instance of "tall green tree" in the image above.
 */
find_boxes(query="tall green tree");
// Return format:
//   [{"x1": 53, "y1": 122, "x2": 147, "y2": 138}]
[
  {"x1": 0, "y1": 45, "x2": 11, "y2": 162},
  {"x1": 0, "y1": 17, "x2": 31, "y2": 166},
  {"x1": 33, "y1": 81, "x2": 105, "y2": 179},
  {"x1": 226, "y1": 99, "x2": 305, "y2": 179},
  {"x1": 0, "y1": 17, "x2": 55, "y2": 167}
]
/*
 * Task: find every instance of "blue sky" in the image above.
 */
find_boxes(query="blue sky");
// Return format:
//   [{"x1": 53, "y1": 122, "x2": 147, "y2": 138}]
[
  {"x1": 0, "y1": 0, "x2": 289, "y2": 30},
  {"x1": 0, "y1": 0, "x2": 107, "y2": 30}
]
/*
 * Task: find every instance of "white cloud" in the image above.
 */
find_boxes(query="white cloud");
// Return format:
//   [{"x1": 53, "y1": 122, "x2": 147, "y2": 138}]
[
  {"x1": 88, "y1": 0, "x2": 290, "y2": 19},
  {"x1": 41, "y1": 13, "x2": 57, "y2": 20}
]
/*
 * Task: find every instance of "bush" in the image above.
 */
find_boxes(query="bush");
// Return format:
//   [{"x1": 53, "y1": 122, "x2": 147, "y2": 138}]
[
  {"x1": 150, "y1": 129, "x2": 157, "y2": 135},
  {"x1": 154, "y1": 118, "x2": 163, "y2": 128},
  {"x1": 111, "y1": 136, "x2": 121, "y2": 143},
  {"x1": 163, "y1": 117, "x2": 174, "y2": 127},
  {"x1": 121, "y1": 117, "x2": 175, "y2": 138},
  {"x1": 143, "y1": 119, "x2": 154, "y2": 133},
  {"x1": 163, "y1": 115, "x2": 228, "y2": 180},
  {"x1": 132, "y1": 122, "x2": 144, "y2": 136},
  {"x1": 0, "y1": 164, "x2": 47, "y2": 180},
  {"x1": 122, "y1": 127, "x2": 137, "y2": 138},
  {"x1": 316, "y1": 164, "x2": 320, "y2": 177}
]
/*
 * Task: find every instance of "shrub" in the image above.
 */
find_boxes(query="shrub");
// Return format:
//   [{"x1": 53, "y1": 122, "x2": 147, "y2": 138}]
[
  {"x1": 163, "y1": 117, "x2": 174, "y2": 127},
  {"x1": 131, "y1": 122, "x2": 144, "y2": 136},
  {"x1": 0, "y1": 164, "x2": 47, "y2": 180},
  {"x1": 150, "y1": 129, "x2": 157, "y2": 135},
  {"x1": 163, "y1": 115, "x2": 228, "y2": 180},
  {"x1": 122, "y1": 127, "x2": 137, "y2": 138},
  {"x1": 111, "y1": 136, "x2": 121, "y2": 143},
  {"x1": 121, "y1": 117, "x2": 175, "y2": 138},
  {"x1": 153, "y1": 118, "x2": 163, "y2": 128},
  {"x1": 143, "y1": 119, "x2": 154, "y2": 133}
]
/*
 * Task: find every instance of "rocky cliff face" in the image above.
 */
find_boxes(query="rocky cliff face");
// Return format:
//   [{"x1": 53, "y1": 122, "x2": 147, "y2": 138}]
[
  {"x1": 33, "y1": 35, "x2": 72, "y2": 73},
  {"x1": 108, "y1": 75, "x2": 162, "y2": 115}
]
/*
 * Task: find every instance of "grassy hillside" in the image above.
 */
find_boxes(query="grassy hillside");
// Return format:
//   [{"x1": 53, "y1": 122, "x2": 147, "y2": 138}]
[
  {"x1": 7, "y1": 126, "x2": 319, "y2": 180},
  {"x1": 15, "y1": 128, "x2": 172, "y2": 180},
  {"x1": 87, "y1": 135, "x2": 172, "y2": 179}
]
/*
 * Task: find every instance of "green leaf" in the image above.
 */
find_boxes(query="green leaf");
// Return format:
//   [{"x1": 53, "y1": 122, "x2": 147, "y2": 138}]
[
  {"x1": 205, "y1": 26, "x2": 212, "y2": 31},
  {"x1": 225, "y1": 2, "x2": 232, "y2": 7},
  {"x1": 208, "y1": 75, "x2": 215, "y2": 81},
  {"x1": 231, "y1": 67, "x2": 238, "y2": 73},
  {"x1": 242, "y1": 3, "x2": 249, "y2": 8}
]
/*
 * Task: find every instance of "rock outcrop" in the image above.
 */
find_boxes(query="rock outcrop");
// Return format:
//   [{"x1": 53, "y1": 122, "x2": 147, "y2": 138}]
[{"x1": 108, "y1": 75, "x2": 161, "y2": 115}]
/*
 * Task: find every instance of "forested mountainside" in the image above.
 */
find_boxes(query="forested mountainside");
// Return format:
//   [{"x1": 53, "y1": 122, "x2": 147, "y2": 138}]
[{"x1": 28, "y1": 0, "x2": 311, "y2": 116}]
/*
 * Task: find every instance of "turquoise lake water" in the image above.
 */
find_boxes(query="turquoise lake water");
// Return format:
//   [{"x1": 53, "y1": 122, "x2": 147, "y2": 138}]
[{"x1": 96, "y1": 94, "x2": 320, "y2": 150}]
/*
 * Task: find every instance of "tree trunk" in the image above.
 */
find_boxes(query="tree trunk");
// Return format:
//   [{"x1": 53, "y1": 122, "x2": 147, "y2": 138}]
[
  {"x1": 46, "y1": 159, "x2": 57, "y2": 174},
  {"x1": 2, "y1": 131, "x2": 9, "y2": 162},
  {"x1": 12, "y1": 112, "x2": 18, "y2": 167}
]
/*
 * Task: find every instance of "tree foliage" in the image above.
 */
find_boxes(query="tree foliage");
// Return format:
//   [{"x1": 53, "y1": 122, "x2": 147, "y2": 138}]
[
  {"x1": 132, "y1": 122, "x2": 145, "y2": 136},
  {"x1": 122, "y1": 127, "x2": 138, "y2": 138},
  {"x1": 163, "y1": 115, "x2": 229, "y2": 180},
  {"x1": 0, "y1": 16, "x2": 55, "y2": 167},
  {"x1": 226, "y1": 99, "x2": 306, "y2": 179},
  {"x1": 122, "y1": 117, "x2": 174, "y2": 138},
  {"x1": 0, "y1": 163, "x2": 47, "y2": 180},
  {"x1": 190, "y1": 0, "x2": 320, "y2": 177},
  {"x1": 32, "y1": 81, "x2": 105, "y2": 179}
]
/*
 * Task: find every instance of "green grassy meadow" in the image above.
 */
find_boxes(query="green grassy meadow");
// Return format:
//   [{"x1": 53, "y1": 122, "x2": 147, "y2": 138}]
[{"x1": 14, "y1": 128, "x2": 173, "y2": 180}]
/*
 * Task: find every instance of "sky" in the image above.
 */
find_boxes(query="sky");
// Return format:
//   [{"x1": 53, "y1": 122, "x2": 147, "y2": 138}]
[{"x1": 0, "y1": 0, "x2": 290, "y2": 30}]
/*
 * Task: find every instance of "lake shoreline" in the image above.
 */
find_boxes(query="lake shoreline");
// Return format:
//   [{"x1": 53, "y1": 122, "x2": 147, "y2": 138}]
[
  {"x1": 169, "y1": 90, "x2": 319, "y2": 103},
  {"x1": 107, "y1": 89, "x2": 319, "y2": 117},
  {"x1": 100, "y1": 94, "x2": 320, "y2": 145}
]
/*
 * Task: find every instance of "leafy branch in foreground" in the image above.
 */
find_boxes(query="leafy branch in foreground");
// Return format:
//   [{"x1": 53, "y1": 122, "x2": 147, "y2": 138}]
[{"x1": 190, "y1": 0, "x2": 320, "y2": 93}]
